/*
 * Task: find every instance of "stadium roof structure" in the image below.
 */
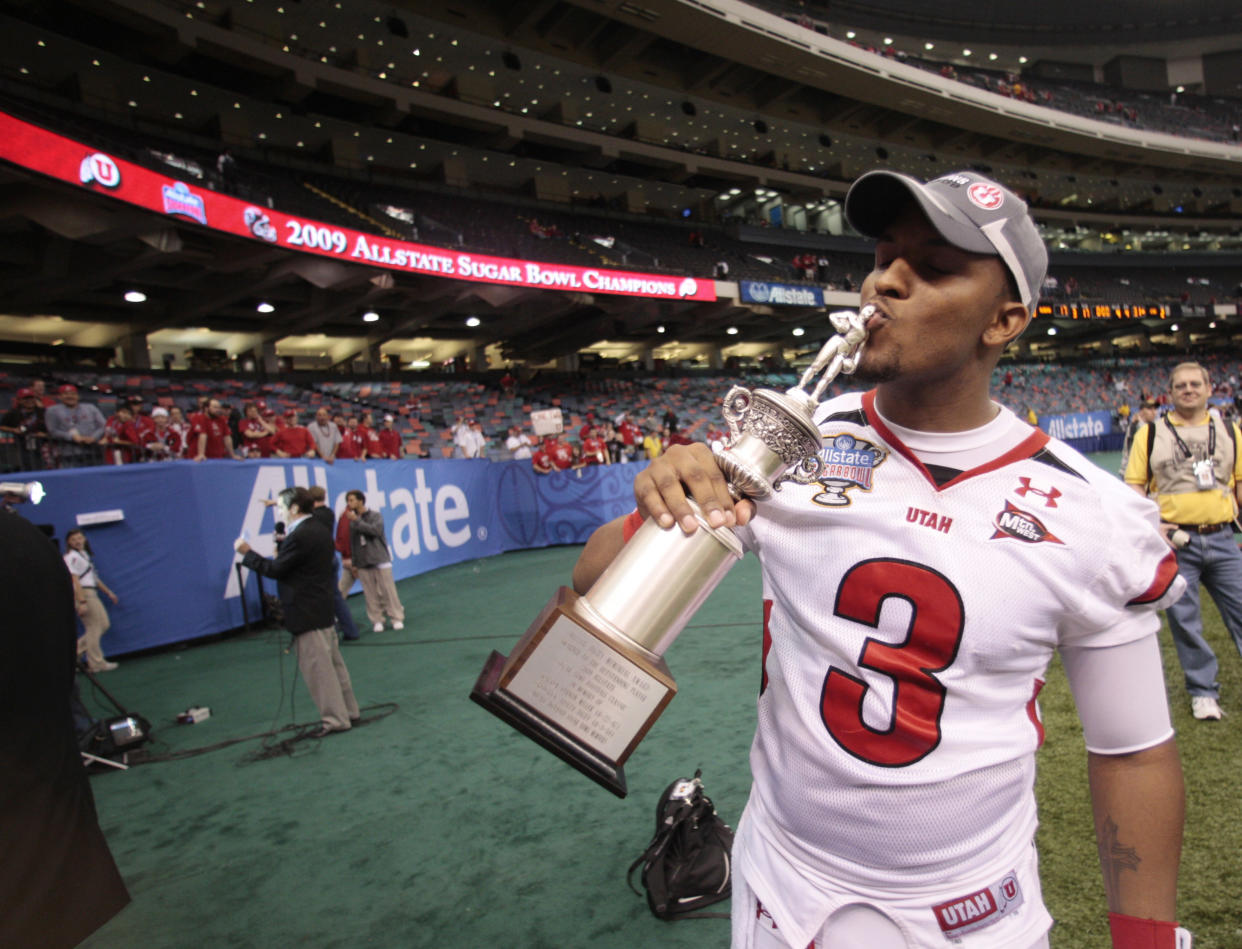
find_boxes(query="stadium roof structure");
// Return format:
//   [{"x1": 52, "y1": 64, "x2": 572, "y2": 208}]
[{"x1": 0, "y1": 0, "x2": 1238, "y2": 367}]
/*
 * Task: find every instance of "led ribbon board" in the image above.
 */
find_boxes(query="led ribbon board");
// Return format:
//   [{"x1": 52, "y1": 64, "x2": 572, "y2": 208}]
[{"x1": 0, "y1": 110, "x2": 717, "y2": 303}]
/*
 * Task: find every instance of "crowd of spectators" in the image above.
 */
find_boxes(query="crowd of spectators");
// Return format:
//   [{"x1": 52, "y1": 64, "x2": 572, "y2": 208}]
[
  {"x1": 3, "y1": 352, "x2": 1241, "y2": 477},
  {"x1": 0, "y1": 384, "x2": 408, "y2": 472}
]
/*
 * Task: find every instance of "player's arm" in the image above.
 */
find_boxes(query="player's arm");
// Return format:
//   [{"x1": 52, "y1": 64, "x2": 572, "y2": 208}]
[
  {"x1": 571, "y1": 443, "x2": 752, "y2": 592},
  {"x1": 1088, "y1": 740, "x2": 1184, "y2": 938},
  {"x1": 572, "y1": 516, "x2": 627, "y2": 593},
  {"x1": 1063, "y1": 629, "x2": 1186, "y2": 945}
]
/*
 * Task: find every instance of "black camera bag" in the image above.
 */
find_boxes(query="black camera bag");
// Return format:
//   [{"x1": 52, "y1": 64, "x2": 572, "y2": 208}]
[{"x1": 627, "y1": 769, "x2": 733, "y2": 920}]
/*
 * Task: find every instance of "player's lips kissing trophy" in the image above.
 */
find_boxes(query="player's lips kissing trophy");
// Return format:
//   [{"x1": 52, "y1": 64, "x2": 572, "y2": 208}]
[{"x1": 471, "y1": 307, "x2": 874, "y2": 796}]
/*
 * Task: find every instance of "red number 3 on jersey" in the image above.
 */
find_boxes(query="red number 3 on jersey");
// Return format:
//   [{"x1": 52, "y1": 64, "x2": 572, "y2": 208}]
[{"x1": 821, "y1": 559, "x2": 965, "y2": 767}]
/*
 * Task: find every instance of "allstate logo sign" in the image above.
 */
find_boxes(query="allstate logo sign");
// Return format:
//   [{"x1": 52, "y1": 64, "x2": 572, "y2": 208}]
[{"x1": 740, "y1": 281, "x2": 822, "y2": 307}]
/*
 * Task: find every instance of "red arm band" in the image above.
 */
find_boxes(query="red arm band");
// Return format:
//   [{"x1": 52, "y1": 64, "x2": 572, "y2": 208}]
[
  {"x1": 1108, "y1": 913, "x2": 1189, "y2": 948},
  {"x1": 622, "y1": 508, "x2": 645, "y2": 542}
]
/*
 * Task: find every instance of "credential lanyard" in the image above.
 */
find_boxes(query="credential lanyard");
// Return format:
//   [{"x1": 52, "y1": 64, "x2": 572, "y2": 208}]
[{"x1": 1164, "y1": 414, "x2": 1213, "y2": 461}]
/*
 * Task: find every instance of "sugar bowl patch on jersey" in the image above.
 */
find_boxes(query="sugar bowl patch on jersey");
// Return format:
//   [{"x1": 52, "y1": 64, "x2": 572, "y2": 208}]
[{"x1": 812, "y1": 418, "x2": 887, "y2": 508}]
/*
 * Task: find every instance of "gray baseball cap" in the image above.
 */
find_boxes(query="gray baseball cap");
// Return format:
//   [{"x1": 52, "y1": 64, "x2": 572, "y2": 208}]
[{"x1": 845, "y1": 170, "x2": 1048, "y2": 310}]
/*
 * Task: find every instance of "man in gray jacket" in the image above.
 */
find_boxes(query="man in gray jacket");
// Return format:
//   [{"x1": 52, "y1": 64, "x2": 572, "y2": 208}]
[
  {"x1": 344, "y1": 489, "x2": 406, "y2": 633},
  {"x1": 45, "y1": 385, "x2": 106, "y2": 466}
]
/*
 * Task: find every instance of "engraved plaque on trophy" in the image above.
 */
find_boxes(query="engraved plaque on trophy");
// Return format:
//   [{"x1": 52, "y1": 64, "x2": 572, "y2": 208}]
[{"x1": 471, "y1": 308, "x2": 873, "y2": 796}]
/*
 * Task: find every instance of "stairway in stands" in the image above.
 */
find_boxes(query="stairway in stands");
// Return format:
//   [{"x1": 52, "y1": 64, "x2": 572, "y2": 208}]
[{"x1": 301, "y1": 182, "x2": 406, "y2": 239}]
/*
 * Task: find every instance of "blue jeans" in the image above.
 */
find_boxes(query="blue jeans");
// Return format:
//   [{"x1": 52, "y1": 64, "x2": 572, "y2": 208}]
[
  {"x1": 1165, "y1": 529, "x2": 1242, "y2": 698},
  {"x1": 334, "y1": 554, "x2": 360, "y2": 640}
]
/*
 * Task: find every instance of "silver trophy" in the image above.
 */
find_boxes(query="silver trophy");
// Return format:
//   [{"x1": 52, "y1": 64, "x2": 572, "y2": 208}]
[{"x1": 471, "y1": 306, "x2": 873, "y2": 796}]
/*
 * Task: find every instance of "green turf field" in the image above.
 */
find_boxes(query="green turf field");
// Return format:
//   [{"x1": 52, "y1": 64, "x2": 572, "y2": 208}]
[{"x1": 76, "y1": 452, "x2": 1242, "y2": 948}]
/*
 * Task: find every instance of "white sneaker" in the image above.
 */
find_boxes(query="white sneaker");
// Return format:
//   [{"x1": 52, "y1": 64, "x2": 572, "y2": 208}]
[
  {"x1": 92, "y1": 660, "x2": 119, "y2": 672},
  {"x1": 1191, "y1": 696, "x2": 1223, "y2": 720},
  {"x1": 392, "y1": 620, "x2": 404, "y2": 630},
  {"x1": 372, "y1": 622, "x2": 384, "y2": 633}
]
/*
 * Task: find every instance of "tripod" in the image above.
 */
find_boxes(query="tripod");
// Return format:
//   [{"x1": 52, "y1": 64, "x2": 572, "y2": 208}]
[{"x1": 77, "y1": 661, "x2": 150, "y2": 770}]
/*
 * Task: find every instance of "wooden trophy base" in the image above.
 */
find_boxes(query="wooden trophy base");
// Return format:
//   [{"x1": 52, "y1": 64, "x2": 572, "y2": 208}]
[{"x1": 470, "y1": 587, "x2": 676, "y2": 798}]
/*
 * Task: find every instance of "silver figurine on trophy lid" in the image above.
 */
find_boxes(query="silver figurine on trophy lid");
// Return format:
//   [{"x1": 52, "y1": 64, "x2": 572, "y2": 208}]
[{"x1": 471, "y1": 305, "x2": 874, "y2": 796}]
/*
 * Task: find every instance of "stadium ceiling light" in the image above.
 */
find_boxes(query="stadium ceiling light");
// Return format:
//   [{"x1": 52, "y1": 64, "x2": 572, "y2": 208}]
[
  {"x1": 1047, "y1": 327, "x2": 1057, "y2": 336},
  {"x1": 362, "y1": 311, "x2": 380, "y2": 323},
  {"x1": 1019, "y1": 56, "x2": 1029, "y2": 64},
  {"x1": 882, "y1": 37, "x2": 893, "y2": 45},
  {"x1": 962, "y1": 49, "x2": 972, "y2": 56},
  {"x1": 123, "y1": 290, "x2": 147, "y2": 303},
  {"x1": 1170, "y1": 324, "x2": 1180, "y2": 332},
  {"x1": 465, "y1": 316, "x2": 481, "y2": 327},
  {"x1": 792, "y1": 327, "x2": 805, "y2": 337},
  {"x1": 256, "y1": 302, "x2": 275, "y2": 313},
  {"x1": 657, "y1": 325, "x2": 666, "y2": 333},
  {"x1": 726, "y1": 327, "x2": 739, "y2": 335}
]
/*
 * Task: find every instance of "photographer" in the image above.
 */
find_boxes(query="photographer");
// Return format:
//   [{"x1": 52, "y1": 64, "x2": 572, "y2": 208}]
[{"x1": 236, "y1": 487, "x2": 359, "y2": 736}]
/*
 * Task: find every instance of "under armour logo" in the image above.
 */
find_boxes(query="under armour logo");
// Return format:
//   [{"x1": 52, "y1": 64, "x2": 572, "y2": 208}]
[{"x1": 1015, "y1": 477, "x2": 1060, "y2": 508}]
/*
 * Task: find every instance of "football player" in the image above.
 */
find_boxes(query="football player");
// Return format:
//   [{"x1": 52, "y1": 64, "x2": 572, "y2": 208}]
[{"x1": 574, "y1": 170, "x2": 1188, "y2": 949}]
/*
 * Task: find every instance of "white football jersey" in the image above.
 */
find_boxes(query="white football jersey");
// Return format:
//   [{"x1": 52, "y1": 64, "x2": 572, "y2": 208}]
[{"x1": 732, "y1": 390, "x2": 1182, "y2": 945}]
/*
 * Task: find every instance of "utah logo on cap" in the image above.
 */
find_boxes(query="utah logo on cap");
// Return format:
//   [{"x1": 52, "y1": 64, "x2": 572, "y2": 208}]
[{"x1": 968, "y1": 182, "x2": 1004, "y2": 210}]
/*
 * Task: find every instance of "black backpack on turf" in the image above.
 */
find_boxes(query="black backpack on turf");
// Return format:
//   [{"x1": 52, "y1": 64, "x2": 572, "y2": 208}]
[{"x1": 627, "y1": 770, "x2": 733, "y2": 920}]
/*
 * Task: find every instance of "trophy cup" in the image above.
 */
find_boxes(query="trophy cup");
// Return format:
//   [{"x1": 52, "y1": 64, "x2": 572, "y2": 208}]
[{"x1": 471, "y1": 306, "x2": 873, "y2": 796}]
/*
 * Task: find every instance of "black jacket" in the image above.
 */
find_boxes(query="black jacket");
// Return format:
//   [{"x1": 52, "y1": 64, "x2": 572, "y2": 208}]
[
  {"x1": 242, "y1": 516, "x2": 335, "y2": 634},
  {"x1": 0, "y1": 513, "x2": 130, "y2": 947}
]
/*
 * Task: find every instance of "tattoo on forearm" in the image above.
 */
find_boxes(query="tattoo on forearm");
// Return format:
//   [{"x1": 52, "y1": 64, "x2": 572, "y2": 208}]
[{"x1": 1098, "y1": 816, "x2": 1141, "y2": 900}]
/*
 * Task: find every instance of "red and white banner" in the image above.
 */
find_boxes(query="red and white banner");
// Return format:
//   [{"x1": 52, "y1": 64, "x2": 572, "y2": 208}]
[{"x1": 0, "y1": 110, "x2": 717, "y2": 302}]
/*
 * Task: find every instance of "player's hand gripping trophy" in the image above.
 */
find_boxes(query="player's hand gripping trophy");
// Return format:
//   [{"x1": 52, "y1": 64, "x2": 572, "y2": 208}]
[{"x1": 472, "y1": 307, "x2": 874, "y2": 796}]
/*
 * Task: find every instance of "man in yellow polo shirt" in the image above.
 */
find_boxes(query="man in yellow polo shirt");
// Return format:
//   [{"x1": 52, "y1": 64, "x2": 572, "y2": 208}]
[{"x1": 1126, "y1": 361, "x2": 1242, "y2": 721}]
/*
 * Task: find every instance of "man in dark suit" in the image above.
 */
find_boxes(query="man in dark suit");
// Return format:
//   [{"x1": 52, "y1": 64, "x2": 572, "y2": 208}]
[{"x1": 235, "y1": 486, "x2": 360, "y2": 736}]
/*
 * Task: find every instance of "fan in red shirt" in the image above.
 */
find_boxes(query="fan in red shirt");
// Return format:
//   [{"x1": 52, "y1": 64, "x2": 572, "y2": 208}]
[
  {"x1": 188, "y1": 397, "x2": 235, "y2": 461},
  {"x1": 126, "y1": 395, "x2": 156, "y2": 441},
  {"x1": 532, "y1": 435, "x2": 576, "y2": 472},
  {"x1": 578, "y1": 412, "x2": 599, "y2": 442},
  {"x1": 239, "y1": 402, "x2": 276, "y2": 458},
  {"x1": 271, "y1": 411, "x2": 315, "y2": 458},
  {"x1": 336, "y1": 416, "x2": 366, "y2": 460},
  {"x1": 140, "y1": 407, "x2": 185, "y2": 460},
  {"x1": 102, "y1": 405, "x2": 140, "y2": 465},
  {"x1": 375, "y1": 414, "x2": 403, "y2": 459},
  {"x1": 579, "y1": 426, "x2": 610, "y2": 465},
  {"x1": 359, "y1": 412, "x2": 383, "y2": 459}
]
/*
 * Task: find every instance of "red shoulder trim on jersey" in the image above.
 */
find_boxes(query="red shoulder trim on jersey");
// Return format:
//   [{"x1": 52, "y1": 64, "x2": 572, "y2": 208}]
[
  {"x1": 1128, "y1": 550, "x2": 1179, "y2": 606},
  {"x1": 622, "y1": 508, "x2": 645, "y2": 542},
  {"x1": 861, "y1": 390, "x2": 1051, "y2": 492}
]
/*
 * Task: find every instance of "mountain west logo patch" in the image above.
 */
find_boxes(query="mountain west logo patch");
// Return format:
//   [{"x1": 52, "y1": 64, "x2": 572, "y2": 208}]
[
  {"x1": 811, "y1": 433, "x2": 886, "y2": 507},
  {"x1": 991, "y1": 501, "x2": 1064, "y2": 545}
]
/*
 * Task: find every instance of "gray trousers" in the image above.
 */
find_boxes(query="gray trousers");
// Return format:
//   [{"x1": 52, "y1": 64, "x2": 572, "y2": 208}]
[
  {"x1": 357, "y1": 564, "x2": 405, "y2": 625},
  {"x1": 294, "y1": 626, "x2": 360, "y2": 730}
]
